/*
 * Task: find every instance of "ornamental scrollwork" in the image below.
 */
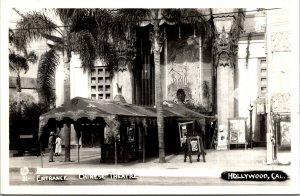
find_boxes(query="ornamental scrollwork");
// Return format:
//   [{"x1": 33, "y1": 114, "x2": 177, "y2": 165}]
[
  {"x1": 271, "y1": 93, "x2": 291, "y2": 113},
  {"x1": 149, "y1": 22, "x2": 165, "y2": 55},
  {"x1": 55, "y1": 112, "x2": 65, "y2": 121},
  {"x1": 213, "y1": 26, "x2": 239, "y2": 68}
]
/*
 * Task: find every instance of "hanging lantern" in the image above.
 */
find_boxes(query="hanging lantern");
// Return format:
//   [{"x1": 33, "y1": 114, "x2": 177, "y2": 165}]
[
  {"x1": 194, "y1": 26, "x2": 196, "y2": 38},
  {"x1": 178, "y1": 25, "x2": 181, "y2": 39}
]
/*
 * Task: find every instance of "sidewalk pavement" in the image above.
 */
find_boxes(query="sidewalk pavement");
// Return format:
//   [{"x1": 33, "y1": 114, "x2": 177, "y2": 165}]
[{"x1": 9, "y1": 147, "x2": 291, "y2": 178}]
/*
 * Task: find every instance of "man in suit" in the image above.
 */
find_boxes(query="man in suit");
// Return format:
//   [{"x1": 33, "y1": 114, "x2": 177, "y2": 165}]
[{"x1": 48, "y1": 132, "x2": 55, "y2": 162}]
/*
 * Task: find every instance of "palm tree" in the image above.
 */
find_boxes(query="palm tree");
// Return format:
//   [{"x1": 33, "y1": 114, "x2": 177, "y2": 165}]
[
  {"x1": 111, "y1": 9, "x2": 167, "y2": 162},
  {"x1": 112, "y1": 9, "x2": 212, "y2": 163},
  {"x1": 152, "y1": 17, "x2": 166, "y2": 163},
  {"x1": 9, "y1": 29, "x2": 38, "y2": 114},
  {"x1": 13, "y1": 9, "x2": 115, "y2": 161}
]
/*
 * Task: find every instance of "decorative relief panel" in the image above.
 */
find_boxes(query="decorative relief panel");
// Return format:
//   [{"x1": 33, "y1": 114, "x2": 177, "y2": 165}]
[
  {"x1": 213, "y1": 26, "x2": 239, "y2": 68},
  {"x1": 271, "y1": 93, "x2": 291, "y2": 113},
  {"x1": 167, "y1": 34, "x2": 201, "y2": 104},
  {"x1": 271, "y1": 32, "x2": 291, "y2": 52}
]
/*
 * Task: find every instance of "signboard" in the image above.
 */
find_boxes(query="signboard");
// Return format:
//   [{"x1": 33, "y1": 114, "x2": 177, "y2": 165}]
[
  {"x1": 228, "y1": 118, "x2": 247, "y2": 149},
  {"x1": 20, "y1": 135, "x2": 33, "y2": 139},
  {"x1": 184, "y1": 136, "x2": 206, "y2": 163},
  {"x1": 189, "y1": 137, "x2": 200, "y2": 153}
]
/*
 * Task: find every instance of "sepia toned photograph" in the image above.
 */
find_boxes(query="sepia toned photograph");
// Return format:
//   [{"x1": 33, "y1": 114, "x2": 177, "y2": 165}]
[{"x1": 1, "y1": 0, "x2": 299, "y2": 195}]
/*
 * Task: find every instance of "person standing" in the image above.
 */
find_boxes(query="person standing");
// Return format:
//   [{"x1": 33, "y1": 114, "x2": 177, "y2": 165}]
[
  {"x1": 48, "y1": 132, "x2": 55, "y2": 162},
  {"x1": 55, "y1": 135, "x2": 62, "y2": 156}
]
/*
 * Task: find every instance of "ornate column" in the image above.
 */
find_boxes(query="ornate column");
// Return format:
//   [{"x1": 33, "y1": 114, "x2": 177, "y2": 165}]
[{"x1": 212, "y1": 9, "x2": 244, "y2": 132}]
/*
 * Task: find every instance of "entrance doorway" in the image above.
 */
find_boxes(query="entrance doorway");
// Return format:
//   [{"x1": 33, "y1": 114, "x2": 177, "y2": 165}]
[{"x1": 133, "y1": 26, "x2": 159, "y2": 106}]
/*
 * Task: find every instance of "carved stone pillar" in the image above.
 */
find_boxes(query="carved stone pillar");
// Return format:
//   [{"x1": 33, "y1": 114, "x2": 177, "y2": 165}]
[{"x1": 212, "y1": 9, "x2": 244, "y2": 132}]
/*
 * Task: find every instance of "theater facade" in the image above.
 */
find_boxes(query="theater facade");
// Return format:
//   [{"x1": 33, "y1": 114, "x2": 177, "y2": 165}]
[
  {"x1": 54, "y1": 9, "x2": 292, "y2": 151},
  {"x1": 9, "y1": 8, "x2": 295, "y2": 163}
]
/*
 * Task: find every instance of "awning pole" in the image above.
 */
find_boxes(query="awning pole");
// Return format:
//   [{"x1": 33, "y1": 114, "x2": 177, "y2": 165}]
[
  {"x1": 115, "y1": 134, "x2": 117, "y2": 166},
  {"x1": 143, "y1": 128, "x2": 145, "y2": 163},
  {"x1": 78, "y1": 138, "x2": 80, "y2": 164},
  {"x1": 40, "y1": 142, "x2": 43, "y2": 168}
]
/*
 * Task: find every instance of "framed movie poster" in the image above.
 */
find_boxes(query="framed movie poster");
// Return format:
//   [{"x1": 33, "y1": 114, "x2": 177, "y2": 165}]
[
  {"x1": 228, "y1": 118, "x2": 247, "y2": 149},
  {"x1": 178, "y1": 121, "x2": 193, "y2": 147},
  {"x1": 279, "y1": 121, "x2": 291, "y2": 148},
  {"x1": 216, "y1": 126, "x2": 229, "y2": 150},
  {"x1": 127, "y1": 126, "x2": 135, "y2": 142}
]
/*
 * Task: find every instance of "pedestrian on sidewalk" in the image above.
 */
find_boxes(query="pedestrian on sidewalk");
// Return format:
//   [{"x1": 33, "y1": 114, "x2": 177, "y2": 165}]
[
  {"x1": 55, "y1": 135, "x2": 62, "y2": 156},
  {"x1": 48, "y1": 132, "x2": 55, "y2": 162}
]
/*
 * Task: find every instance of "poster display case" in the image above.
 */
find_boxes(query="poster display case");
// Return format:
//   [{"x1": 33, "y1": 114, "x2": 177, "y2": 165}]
[
  {"x1": 279, "y1": 121, "x2": 291, "y2": 148},
  {"x1": 178, "y1": 121, "x2": 193, "y2": 147},
  {"x1": 228, "y1": 118, "x2": 247, "y2": 150}
]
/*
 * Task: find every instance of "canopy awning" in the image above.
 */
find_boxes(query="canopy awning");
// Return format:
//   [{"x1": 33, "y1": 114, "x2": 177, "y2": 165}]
[
  {"x1": 38, "y1": 97, "x2": 215, "y2": 138},
  {"x1": 148, "y1": 100, "x2": 214, "y2": 119}
]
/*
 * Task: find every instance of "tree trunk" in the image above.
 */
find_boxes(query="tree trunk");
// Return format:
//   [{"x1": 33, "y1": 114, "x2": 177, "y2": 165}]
[
  {"x1": 36, "y1": 65, "x2": 47, "y2": 106},
  {"x1": 16, "y1": 73, "x2": 23, "y2": 145},
  {"x1": 64, "y1": 123, "x2": 71, "y2": 162},
  {"x1": 153, "y1": 23, "x2": 166, "y2": 163},
  {"x1": 16, "y1": 73, "x2": 22, "y2": 115},
  {"x1": 63, "y1": 45, "x2": 71, "y2": 162}
]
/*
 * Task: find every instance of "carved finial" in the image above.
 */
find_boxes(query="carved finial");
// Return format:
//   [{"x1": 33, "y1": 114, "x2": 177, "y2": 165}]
[
  {"x1": 114, "y1": 83, "x2": 127, "y2": 103},
  {"x1": 222, "y1": 26, "x2": 226, "y2": 33},
  {"x1": 116, "y1": 83, "x2": 122, "y2": 95}
]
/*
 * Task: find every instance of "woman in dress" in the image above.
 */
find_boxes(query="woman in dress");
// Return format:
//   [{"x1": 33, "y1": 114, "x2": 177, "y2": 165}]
[{"x1": 55, "y1": 135, "x2": 62, "y2": 156}]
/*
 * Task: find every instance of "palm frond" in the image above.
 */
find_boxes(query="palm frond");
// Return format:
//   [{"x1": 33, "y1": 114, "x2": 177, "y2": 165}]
[
  {"x1": 41, "y1": 33, "x2": 64, "y2": 44},
  {"x1": 26, "y1": 51, "x2": 38, "y2": 64},
  {"x1": 98, "y1": 41, "x2": 118, "y2": 74},
  {"x1": 9, "y1": 28, "x2": 14, "y2": 44},
  {"x1": 92, "y1": 9, "x2": 112, "y2": 26},
  {"x1": 92, "y1": 9, "x2": 112, "y2": 42},
  {"x1": 113, "y1": 9, "x2": 151, "y2": 24},
  {"x1": 13, "y1": 11, "x2": 58, "y2": 51},
  {"x1": 56, "y1": 9, "x2": 103, "y2": 31},
  {"x1": 56, "y1": 9, "x2": 79, "y2": 25},
  {"x1": 105, "y1": 9, "x2": 151, "y2": 72},
  {"x1": 36, "y1": 48, "x2": 59, "y2": 103},
  {"x1": 9, "y1": 52, "x2": 29, "y2": 73},
  {"x1": 69, "y1": 30, "x2": 97, "y2": 72},
  {"x1": 111, "y1": 9, "x2": 150, "y2": 40}
]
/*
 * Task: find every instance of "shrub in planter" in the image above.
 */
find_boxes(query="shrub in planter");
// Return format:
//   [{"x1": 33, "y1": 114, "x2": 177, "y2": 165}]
[{"x1": 9, "y1": 99, "x2": 50, "y2": 151}]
